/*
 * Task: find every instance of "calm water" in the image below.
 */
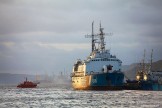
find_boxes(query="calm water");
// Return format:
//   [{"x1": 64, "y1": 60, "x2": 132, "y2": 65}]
[{"x1": 0, "y1": 86, "x2": 162, "y2": 108}]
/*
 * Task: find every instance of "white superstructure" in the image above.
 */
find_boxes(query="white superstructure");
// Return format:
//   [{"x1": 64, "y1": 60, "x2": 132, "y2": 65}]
[
  {"x1": 149, "y1": 71, "x2": 162, "y2": 84},
  {"x1": 72, "y1": 22, "x2": 122, "y2": 76}
]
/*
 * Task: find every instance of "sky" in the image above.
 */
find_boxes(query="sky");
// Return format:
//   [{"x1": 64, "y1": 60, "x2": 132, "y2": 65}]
[{"x1": 0, "y1": 0, "x2": 162, "y2": 75}]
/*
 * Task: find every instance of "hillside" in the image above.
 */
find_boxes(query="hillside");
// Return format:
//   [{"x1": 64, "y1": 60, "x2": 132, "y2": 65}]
[{"x1": 151, "y1": 60, "x2": 162, "y2": 71}]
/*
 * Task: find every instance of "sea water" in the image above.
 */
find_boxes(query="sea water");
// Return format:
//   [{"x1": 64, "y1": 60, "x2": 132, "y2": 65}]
[{"x1": 0, "y1": 86, "x2": 162, "y2": 108}]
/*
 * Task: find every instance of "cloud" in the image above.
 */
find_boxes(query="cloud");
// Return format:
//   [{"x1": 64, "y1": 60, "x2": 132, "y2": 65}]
[
  {"x1": 0, "y1": 40, "x2": 90, "y2": 74},
  {"x1": 0, "y1": 0, "x2": 162, "y2": 74},
  {"x1": 0, "y1": 41, "x2": 15, "y2": 48},
  {"x1": 36, "y1": 42, "x2": 89, "y2": 51}
]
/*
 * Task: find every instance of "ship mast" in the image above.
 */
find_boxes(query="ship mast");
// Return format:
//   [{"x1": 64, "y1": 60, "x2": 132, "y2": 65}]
[
  {"x1": 142, "y1": 49, "x2": 146, "y2": 73},
  {"x1": 92, "y1": 21, "x2": 95, "y2": 52},
  {"x1": 85, "y1": 21, "x2": 112, "y2": 52},
  {"x1": 150, "y1": 49, "x2": 153, "y2": 71},
  {"x1": 99, "y1": 22, "x2": 105, "y2": 52}
]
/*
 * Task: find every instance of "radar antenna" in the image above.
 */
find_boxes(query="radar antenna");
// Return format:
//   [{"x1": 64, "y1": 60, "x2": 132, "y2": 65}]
[
  {"x1": 85, "y1": 21, "x2": 113, "y2": 52},
  {"x1": 92, "y1": 21, "x2": 95, "y2": 52},
  {"x1": 99, "y1": 22, "x2": 105, "y2": 51}
]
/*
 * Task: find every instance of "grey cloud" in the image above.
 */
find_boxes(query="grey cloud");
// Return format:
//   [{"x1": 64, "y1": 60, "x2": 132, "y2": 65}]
[
  {"x1": 141, "y1": 0, "x2": 162, "y2": 9},
  {"x1": 0, "y1": 0, "x2": 15, "y2": 4},
  {"x1": 0, "y1": 41, "x2": 89, "y2": 74},
  {"x1": 0, "y1": 0, "x2": 97, "y2": 35},
  {"x1": 0, "y1": 0, "x2": 132, "y2": 35},
  {"x1": 0, "y1": 0, "x2": 162, "y2": 74}
]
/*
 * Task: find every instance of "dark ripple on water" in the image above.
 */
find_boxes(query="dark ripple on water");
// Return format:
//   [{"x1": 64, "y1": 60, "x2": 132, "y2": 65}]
[{"x1": 0, "y1": 87, "x2": 162, "y2": 108}]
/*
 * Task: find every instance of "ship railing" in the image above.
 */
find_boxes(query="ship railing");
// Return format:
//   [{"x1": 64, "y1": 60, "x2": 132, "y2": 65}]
[
  {"x1": 88, "y1": 70, "x2": 121, "y2": 75},
  {"x1": 70, "y1": 72, "x2": 84, "y2": 77},
  {"x1": 71, "y1": 74, "x2": 84, "y2": 77},
  {"x1": 89, "y1": 71, "x2": 104, "y2": 75}
]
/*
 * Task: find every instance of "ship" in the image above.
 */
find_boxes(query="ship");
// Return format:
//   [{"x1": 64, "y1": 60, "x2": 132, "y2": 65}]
[
  {"x1": 71, "y1": 22, "x2": 124, "y2": 90},
  {"x1": 125, "y1": 49, "x2": 162, "y2": 91},
  {"x1": 17, "y1": 77, "x2": 37, "y2": 88},
  {"x1": 136, "y1": 50, "x2": 162, "y2": 91}
]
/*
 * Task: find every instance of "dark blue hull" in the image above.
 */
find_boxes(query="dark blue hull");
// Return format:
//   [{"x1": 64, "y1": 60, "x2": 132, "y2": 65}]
[
  {"x1": 140, "y1": 80, "x2": 162, "y2": 91},
  {"x1": 124, "y1": 80, "x2": 162, "y2": 91},
  {"x1": 89, "y1": 72, "x2": 124, "y2": 90}
]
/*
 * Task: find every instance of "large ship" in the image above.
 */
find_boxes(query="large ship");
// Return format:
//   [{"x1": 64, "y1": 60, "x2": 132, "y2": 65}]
[{"x1": 71, "y1": 22, "x2": 124, "y2": 90}]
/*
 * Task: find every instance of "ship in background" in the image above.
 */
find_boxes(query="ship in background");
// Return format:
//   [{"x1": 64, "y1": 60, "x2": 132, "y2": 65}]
[
  {"x1": 125, "y1": 49, "x2": 162, "y2": 91},
  {"x1": 135, "y1": 49, "x2": 162, "y2": 91},
  {"x1": 71, "y1": 22, "x2": 124, "y2": 90}
]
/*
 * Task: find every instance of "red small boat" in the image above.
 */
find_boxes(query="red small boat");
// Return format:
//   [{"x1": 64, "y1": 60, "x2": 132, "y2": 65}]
[{"x1": 17, "y1": 77, "x2": 37, "y2": 88}]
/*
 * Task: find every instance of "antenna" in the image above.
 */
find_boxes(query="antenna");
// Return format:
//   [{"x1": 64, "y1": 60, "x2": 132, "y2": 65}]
[
  {"x1": 143, "y1": 49, "x2": 146, "y2": 73},
  {"x1": 85, "y1": 21, "x2": 96, "y2": 52},
  {"x1": 85, "y1": 21, "x2": 112, "y2": 52},
  {"x1": 92, "y1": 21, "x2": 95, "y2": 52},
  {"x1": 99, "y1": 21, "x2": 106, "y2": 51},
  {"x1": 143, "y1": 49, "x2": 146, "y2": 64}
]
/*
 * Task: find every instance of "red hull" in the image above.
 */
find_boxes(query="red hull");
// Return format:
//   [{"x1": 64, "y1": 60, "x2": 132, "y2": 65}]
[
  {"x1": 17, "y1": 84, "x2": 37, "y2": 88},
  {"x1": 17, "y1": 79, "x2": 37, "y2": 88}
]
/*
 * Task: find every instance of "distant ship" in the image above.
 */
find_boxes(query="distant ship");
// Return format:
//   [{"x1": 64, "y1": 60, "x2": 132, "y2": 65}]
[
  {"x1": 135, "y1": 50, "x2": 162, "y2": 91},
  {"x1": 125, "y1": 50, "x2": 162, "y2": 91},
  {"x1": 71, "y1": 22, "x2": 124, "y2": 90},
  {"x1": 17, "y1": 77, "x2": 37, "y2": 88}
]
